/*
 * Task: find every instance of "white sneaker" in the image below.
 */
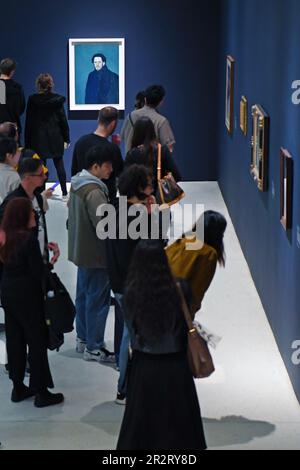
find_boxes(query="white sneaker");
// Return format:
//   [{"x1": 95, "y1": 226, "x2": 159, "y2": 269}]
[
  {"x1": 83, "y1": 349, "x2": 102, "y2": 362},
  {"x1": 83, "y1": 348, "x2": 115, "y2": 363},
  {"x1": 62, "y1": 194, "x2": 69, "y2": 203},
  {"x1": 115, "y1": 393, "x2": 126, "y2": 405},
  {"x1": 76, "y1": 338, "x2": 86, "y2": 354}
]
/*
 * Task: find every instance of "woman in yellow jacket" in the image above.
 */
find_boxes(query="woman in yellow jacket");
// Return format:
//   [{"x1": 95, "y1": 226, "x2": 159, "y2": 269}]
[{"x1": 166, "y1": 210, "x2": 227, "y2": 316}]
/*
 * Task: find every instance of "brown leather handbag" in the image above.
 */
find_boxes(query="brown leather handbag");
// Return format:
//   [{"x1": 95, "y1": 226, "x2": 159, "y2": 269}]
[
  {"x1": 156, "y1": 143, "x2": 185, "y2": 206},
  {"x1": 177, "y1": 283, "x2": 215, "y2": 379}
]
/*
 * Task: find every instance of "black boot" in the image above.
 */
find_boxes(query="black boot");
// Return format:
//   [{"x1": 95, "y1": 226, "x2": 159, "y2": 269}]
[
  {"x1": 34, "y1": 390, "x2": 64, "y2": 408},
  {"x1": 11, "y1": 384, "x2": 36, "y2": 403}
]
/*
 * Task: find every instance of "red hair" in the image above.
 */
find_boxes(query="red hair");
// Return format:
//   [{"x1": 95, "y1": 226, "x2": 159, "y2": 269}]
[{"x1": 0, "y1": 198, "x2": 33, "y2": 263}]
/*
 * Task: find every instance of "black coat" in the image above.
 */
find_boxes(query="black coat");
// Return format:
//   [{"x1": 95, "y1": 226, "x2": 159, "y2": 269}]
[
  {"x1": 25, "y1": 92, "x2": 70, "y2": 159},
  {"x1": 0, "y1": 78, "x2": 26, "y2": 134},
  {"x1": 85, "y1": 66, "x2": 119, "y2": 104}
]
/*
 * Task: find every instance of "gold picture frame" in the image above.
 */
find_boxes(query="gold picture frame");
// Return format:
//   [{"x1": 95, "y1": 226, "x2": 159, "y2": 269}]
[
  {"x1": 250, "y1": 104, "x2": 269, "y2": 191},
  {"x1": 280, "y1": 148, "x2": 293, "y2": 231},
  {"x1": 240, "y1": 96, "x2": 247, "y2": 136},
  {"x1": 225, "y1": 55, "x2": 235, "y2": 134}
]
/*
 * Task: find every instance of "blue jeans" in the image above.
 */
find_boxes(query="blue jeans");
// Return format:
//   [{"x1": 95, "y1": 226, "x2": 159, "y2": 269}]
[
  {"x1": 115, "y1": 294, "x2": 131, "y2": 396},
  {"x1": 75, "y1": 267, "x2": 110, "y2": 351},
  {"x1": 114, "y1": 296, "x2": 124, "y2": 367}
]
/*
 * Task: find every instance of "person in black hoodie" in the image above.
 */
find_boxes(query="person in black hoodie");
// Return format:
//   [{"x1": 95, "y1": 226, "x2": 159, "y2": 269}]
[
  {"x1": 0, "y1": 58, "x2": 26, "y2": 141},
  {"x1": 25, "y1": 74, "x2": 70, "y2": 198}
]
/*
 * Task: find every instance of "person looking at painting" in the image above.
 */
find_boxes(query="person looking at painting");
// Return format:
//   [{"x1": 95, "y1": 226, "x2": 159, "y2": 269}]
[
  {"x1": 121, "y1": 85, "x2": 176, "y2": 154},
  {"x1": 85, "y1": 53, "x2": 119, "y2": 104},
  {"x1": 0, "y1": 58, "x2": 26, "y2": 143}
]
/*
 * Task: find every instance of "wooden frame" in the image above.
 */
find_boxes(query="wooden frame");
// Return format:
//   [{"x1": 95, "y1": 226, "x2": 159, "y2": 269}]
[
  {"x1": 250, "y1": 104, "x2": 269, "y2": 191},
  {"x1": 280, "y1": 148, "x2": 293, "y2": 230},
  {"x1": 225, "y1": 55, "x2": 235, "y2": 134},
  {"x1": 68, "y1": 38, "x2": 125, "y2": 111},
  {"x1": 240, "y1": 96, "x2": 247, "y2": 136}
]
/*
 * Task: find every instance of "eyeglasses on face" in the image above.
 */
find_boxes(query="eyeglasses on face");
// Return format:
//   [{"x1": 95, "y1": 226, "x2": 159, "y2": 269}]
[{"x1": 28, "y1": 172, "x2": 45, "y2": 177}]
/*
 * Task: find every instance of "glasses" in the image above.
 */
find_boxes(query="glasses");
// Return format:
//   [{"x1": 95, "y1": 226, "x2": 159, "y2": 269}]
[{"x1": 28, "y1": 172, "x2": 45, "y2": 177}]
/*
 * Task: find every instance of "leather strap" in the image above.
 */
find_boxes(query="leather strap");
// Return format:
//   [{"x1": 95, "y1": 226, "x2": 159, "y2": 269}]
[
  {"x1": 157, "y1": 143, "x2": 162, "y2": 182},
  {"x1": 176, "y1": 282, "x2": 195, "y2": 333}
]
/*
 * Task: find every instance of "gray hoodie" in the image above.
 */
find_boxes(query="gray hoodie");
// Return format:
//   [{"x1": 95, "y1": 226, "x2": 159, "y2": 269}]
[{"x1": 68, "y1": 169, "x2": 109, "y2": 268}]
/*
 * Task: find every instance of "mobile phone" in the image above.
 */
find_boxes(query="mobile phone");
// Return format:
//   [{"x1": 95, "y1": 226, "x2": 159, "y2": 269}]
[{"x1": 50, "y1": 182, "x2": 60, "y2": 190}]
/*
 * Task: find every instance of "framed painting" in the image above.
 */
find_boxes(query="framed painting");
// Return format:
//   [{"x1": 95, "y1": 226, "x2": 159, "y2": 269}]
[
  {"x1": 240, "y1": 96, "x2": 247, "y2": 136},
  {"x1": 225, "y1": 55, "x2": 235, "y2": 134},
  {"x1": 250, "y1": 104, "x2": 269, "y2": 191},
  {"x1": 68, "y1": 38, "x2": 125, "y2": 111},
  {"x1": 280, "y1": 148, "x2": 293, "y2": 230}
]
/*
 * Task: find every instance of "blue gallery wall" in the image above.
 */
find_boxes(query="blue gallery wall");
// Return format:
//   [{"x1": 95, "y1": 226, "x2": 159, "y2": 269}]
[
  {"x1": 0, "y1": 0, "x2": 220, "y2": 181},
  {"x1": 217, "y1": 0, "x2": 300, "y2": 400}
]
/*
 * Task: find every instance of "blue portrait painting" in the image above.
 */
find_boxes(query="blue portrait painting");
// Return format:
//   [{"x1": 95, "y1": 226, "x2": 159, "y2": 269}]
[{"x1": 75, "y1": 43, "x2": 119, "y2": 105}]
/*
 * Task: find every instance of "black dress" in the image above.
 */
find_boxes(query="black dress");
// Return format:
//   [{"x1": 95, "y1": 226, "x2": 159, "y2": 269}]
[
  {"x1": 1, "y1": 233, "x2": 53, "y2": 391},
  {"x1": 116, "y1": 303, "x2": 207, "y2": 451}
]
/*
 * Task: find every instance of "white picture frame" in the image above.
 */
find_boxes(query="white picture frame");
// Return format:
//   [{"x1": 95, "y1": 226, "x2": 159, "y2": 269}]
[{"x1": 68, "y1": 38, "x2": 125, "y2": 111}]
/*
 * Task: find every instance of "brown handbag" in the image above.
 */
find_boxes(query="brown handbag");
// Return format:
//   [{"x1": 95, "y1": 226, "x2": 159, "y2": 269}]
[
  {"x1": 177, "y1": 283, "x2": 215, "y2": 379},
  {"x1": 156, "y1": 143, "x2": 185, "y2": 206}
]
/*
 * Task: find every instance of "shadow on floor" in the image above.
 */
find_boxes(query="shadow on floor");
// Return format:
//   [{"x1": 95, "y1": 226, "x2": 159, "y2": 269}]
[
  {"x1": 81, "y1": 401, "x2": 124, "y2": 436},
  {"x1": 203, "y1": 415, "x2": 276, "y2": 448}
]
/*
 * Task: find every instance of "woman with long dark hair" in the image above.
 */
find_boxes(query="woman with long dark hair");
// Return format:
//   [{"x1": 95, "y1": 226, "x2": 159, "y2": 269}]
[
  {"x1": 116, "y1": 240, "x2": 206, "y2": 450},
  {"x1": 0, "y1": 198, "x2": 64, "y2": 407},
  {"x1": 166, "y1": 210, "x2": 227, "y2": 316},
  {"x1": 124, "y1": 117, "x2": 181, "y2": 193}
]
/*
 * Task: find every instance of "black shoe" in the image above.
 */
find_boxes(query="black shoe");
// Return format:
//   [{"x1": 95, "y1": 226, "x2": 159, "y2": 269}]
[
  {"x1": 11, "y1": 385, "x2": 36, "y2": 403},
  {"x1": 34, "y1": 390, "x2": 64, "y2": 408}
]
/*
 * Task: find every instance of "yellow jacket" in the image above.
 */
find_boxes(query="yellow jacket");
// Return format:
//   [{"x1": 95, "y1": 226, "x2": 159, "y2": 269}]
[{"x1": 166, "y1": 236, "x2": 218, "y2": 316}]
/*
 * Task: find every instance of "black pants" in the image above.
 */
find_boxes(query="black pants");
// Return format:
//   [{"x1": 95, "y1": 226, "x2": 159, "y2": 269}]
[
  {"x1": 44, "y1": 157, "x2": 67, "y2": 195},
  {"x1": 3, "y1": 283, "x2": 54, "y2": 392}
]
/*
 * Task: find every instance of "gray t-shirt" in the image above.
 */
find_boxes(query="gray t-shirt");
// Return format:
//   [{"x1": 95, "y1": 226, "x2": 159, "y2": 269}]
[
  {"x1": 121, "y1": 105, "x2": 176, "y2": 154},
  {"x1": 32, "y1": 196, "x2": 46, "y2": 258}
]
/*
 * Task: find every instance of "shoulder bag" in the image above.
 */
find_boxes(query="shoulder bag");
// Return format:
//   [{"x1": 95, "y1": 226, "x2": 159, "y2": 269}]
[
  {"x1": 156, "y1": 143, "x2": 185, "y2": 206},
  {"x1": 177, "y1": 282, "x2": 215, "y2": 379}
]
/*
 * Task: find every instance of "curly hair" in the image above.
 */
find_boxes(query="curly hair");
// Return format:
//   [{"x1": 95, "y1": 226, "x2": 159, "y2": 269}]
[{"x1": 124, "y1": 240, "x2": 181, "y2": 344}]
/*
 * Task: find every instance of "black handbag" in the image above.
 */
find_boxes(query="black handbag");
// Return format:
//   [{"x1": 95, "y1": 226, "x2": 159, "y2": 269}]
[
  {"x1": 44, "y1": 268, "x2": 75, "y2": 336},
  {"x1": 156, "y1": 143, "x2": 185, "y2": 206}
]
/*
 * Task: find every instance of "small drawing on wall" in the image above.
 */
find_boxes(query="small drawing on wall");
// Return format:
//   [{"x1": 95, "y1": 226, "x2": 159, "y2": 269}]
[
  {"x1": 250, "y1": 104, "x2": 269, "y2": 191},
  {"x1": 68, "y1": 38, "x2": 125, "y2": 111},
  {"x1": 225, "y1": 55, "x2": 235, "y2": 134},
  {"x1": 280, "y1": 148, "x2": 293, "y2": 231},
  {"x1": 240, "y1": 96, "x2": 247, "y2": 136}
]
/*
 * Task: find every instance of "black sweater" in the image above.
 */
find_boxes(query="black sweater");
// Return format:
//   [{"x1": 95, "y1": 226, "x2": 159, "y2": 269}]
[{"x1": 71, "y1": 133, "x2": 124, "y2": 202}]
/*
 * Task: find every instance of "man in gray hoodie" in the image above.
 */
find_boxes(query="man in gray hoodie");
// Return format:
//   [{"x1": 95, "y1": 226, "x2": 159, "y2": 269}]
[{"x1": 68, "y1": 144, "x2": 115, "y2": 362}]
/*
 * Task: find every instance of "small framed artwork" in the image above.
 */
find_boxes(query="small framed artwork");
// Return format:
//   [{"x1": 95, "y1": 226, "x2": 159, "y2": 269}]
[
  {"x1": 240, "y1": 96, "x2": 247, "y2": 136},
  {"x1": 225, "y1": 55, "x2": 235, "y2": 134},
  {"x1": 250, "y1": 104, "x2": 269, "y2": 191},
  {"x1": 68, "y1": 38, "x2": 125, "y2": 111},
  {"x1": 280, "y1": 148, "x2": 293, "y2": 230}
]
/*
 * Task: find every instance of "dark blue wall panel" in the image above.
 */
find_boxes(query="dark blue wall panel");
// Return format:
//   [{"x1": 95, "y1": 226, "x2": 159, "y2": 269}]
[
  {"x1": 0, "y1": 0, "x2": 220, "y2": 181},
  {"x1": 218, "y1": 0, "x2": 300, "y2": 401}
]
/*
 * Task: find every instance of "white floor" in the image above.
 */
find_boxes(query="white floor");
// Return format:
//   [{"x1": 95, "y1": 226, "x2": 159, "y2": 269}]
[{"x1": 0, "y1": 182, "x2": 300, "y2": 450}]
